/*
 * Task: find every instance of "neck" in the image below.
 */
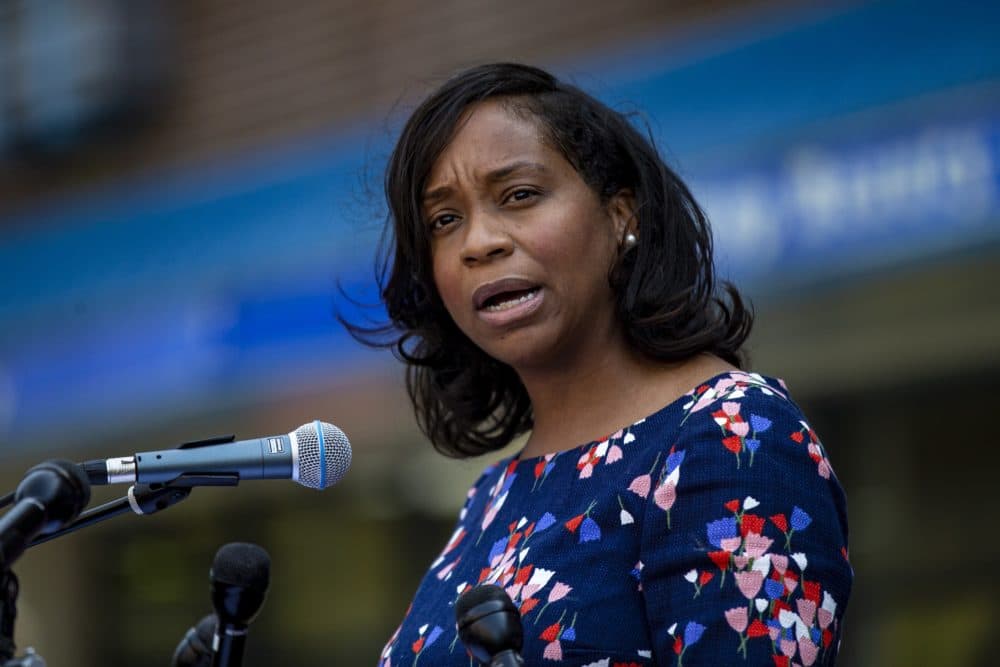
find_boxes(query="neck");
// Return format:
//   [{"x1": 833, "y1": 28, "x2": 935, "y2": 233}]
[{"x1": 517, "y1": 329, "x2": 735, "y2": 459}]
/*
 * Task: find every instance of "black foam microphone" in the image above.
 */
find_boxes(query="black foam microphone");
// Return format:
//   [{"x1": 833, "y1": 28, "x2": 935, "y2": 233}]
[
  {"x1": 81, "y1": 421, "x2": 351, "y2": 490},
  {"x1": 209, "y1": 543, "x2": 270, "y2": 667},
  {"x1": 455, "y1": 585, "x2": 525, "y2": 667},
  {"x1": 172, "y1": 613, "x2": 216, "y2": 667},
  {"x1": 0, "y1": 460, "x2": 90, "y2": 567}
]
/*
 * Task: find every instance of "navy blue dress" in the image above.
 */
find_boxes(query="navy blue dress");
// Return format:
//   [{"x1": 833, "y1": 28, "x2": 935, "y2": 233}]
[{"x1": 379, "y1": 372, "x2": 852, "y2": 666}]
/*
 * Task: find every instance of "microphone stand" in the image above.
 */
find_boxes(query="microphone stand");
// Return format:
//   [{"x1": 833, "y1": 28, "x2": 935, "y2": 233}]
[
  {"x1": 0, "y1": 567, "x2": 19, "y2": 663},
  {"x1": 0, "y1": 473, "x2": 238, "y2": 665},
  {"x1": 27, "y1": 474, "x2": 238, "y2": 549},
  {"x1": 0, "y1": 570, "x2": 42, "y2": 667},
  {"x1": 0, "y1": 460, "x2": 96, "y2": 667}
]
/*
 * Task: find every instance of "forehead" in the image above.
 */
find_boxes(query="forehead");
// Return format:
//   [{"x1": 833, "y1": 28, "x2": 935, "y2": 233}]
[{"x1": 424, "y1": 100, "x2": 555, "y2": 188}]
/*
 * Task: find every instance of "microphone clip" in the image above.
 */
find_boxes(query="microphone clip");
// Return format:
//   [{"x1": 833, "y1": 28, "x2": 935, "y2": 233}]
[
  {"x1": 177, "y1": 435, "x2": 236, "y2": 450},
  {"x1": 150, "y1": 474, "x2": 240, "y2": 490},
  {"x1": 26, "y1": 475, "x2": 233, "y2": 549}
]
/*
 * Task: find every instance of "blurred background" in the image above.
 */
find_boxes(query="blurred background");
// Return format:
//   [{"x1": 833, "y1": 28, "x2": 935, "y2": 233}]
[{"x1": 0, "y1": 0, "x2": 997, "y2": 664}]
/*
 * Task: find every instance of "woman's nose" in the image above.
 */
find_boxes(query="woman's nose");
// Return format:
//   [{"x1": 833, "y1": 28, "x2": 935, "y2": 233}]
[{"x1": 461, "y1": 210, "x2": 513, "y2": 266}]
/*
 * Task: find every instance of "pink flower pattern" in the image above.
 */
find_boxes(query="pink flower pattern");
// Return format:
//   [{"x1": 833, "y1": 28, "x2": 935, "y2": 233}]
[{"x1": 379, "y1": 372, "x2": 851, "y2": 666}]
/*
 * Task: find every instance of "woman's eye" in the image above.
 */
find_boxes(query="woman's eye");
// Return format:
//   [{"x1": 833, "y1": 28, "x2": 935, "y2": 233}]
[
  {"x1": 430, "y1": 213, "x2": 458, "y2": 230},
  {"x1": 506, "y1": 188, "x2": 539, "y2": 204}
]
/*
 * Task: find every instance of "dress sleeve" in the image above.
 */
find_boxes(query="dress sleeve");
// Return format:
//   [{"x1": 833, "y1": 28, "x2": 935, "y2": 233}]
[{"x1": 638, "y1": 384, "x2": 853, "y2": 666}]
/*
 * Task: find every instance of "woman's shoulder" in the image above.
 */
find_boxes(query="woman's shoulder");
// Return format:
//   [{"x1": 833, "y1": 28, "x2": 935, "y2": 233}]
[
  {"x1": 647, "y1": 370, "x2": 838, "y2": 481},
  {"x1": 634, "y1": 370, "x2": 797, "y2": 437},
  {"x1": 675, "y1": 370, "x2": 807, "y2": 433},
  {"x1": 571, "y1": 370, "x2": 799, "y2": 470},
  {"x1": 663, "y1": 370, "x2": 846, "y2": 517},
  {"x1": 680, "y1": 369, "x2": 792, "y2": 410}
]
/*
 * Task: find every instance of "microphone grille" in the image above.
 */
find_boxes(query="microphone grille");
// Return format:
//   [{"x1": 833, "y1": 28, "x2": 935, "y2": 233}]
[
  {"x1": 294, "y1": 421, "x2": 352, "y2": 490},
  {"x1": 211, "y1": 542, "x2": 270, "y2": 591},
  {"x1": 455, "y1": 584, "x2": 515, "y2": 619}
]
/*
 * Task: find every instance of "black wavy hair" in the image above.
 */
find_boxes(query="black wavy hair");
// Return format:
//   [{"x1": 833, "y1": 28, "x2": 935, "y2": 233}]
[{"x1": 347, "y1": 62, "x2": 753, "y2": 458}]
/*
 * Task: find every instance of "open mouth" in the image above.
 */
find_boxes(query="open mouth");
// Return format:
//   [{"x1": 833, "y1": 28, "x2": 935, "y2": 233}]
[{"x1": 481, "y1": 287, "x2": 541, "y2": 312}]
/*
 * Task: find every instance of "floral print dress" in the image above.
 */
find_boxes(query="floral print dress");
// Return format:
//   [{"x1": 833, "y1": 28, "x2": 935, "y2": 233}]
[{"x1": 379, "y1": 372, "x2": 852, "y2": 666}]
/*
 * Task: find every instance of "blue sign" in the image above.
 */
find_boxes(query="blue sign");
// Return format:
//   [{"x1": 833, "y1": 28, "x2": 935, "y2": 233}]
[{"x1": 1, "y1": 0, "x2": 998, "y2": 449}]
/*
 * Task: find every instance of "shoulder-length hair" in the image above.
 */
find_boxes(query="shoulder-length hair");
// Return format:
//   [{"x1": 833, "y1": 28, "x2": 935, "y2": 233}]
[{"x1": 346, "y1": 62, "x2": 753, "y2": 458}]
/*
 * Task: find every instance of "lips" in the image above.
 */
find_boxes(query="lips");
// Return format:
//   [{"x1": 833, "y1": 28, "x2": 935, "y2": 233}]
[{"x1": 473, "y1": 278, "x2": 542, "y2": 310}]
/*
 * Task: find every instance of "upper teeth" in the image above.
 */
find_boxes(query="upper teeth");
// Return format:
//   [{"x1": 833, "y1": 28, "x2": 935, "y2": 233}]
[{"x1": 486, "y1": 289, "x2": 539, "y2": 312}]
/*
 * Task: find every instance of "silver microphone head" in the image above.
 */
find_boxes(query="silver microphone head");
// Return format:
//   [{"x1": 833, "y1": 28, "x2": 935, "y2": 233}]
[{"x1": 289, "y1": 421, "x2": 352, "y2": 490}]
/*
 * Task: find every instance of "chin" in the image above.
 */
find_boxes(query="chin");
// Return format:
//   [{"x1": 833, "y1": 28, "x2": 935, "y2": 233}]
[
  {"x1": 479, "y1": 330, "x2": 563, "y2": 373},
  {"x1": 481, "y1": 343, "x2": 537, "y2": 370}
]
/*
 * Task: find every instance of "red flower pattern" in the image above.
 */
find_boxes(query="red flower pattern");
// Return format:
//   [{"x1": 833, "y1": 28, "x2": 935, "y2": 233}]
[{"x1": 379, "y1": 372, "x2": 848, "y2": 667}]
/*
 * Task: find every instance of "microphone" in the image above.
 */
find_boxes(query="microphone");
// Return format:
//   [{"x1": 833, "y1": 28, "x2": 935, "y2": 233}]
[
  {"x1": 172, "y1": 613, "x2": 215, "y2": 667},
  {"x1": 455, "y1": 584, "x2": 525, "y2": 667},
  {"x1": 0, "y1": 460, "x2": 90, "y2": 567},
  {"x1": 209, "y1": 543, "x2": 270, "y2": 667},
  {"x1": 81, "y1": 421, "x2": 351, "y2": 490}
]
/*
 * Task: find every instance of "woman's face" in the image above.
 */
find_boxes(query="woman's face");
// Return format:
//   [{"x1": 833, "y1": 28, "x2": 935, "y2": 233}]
[{"x1": 422, "y1": 99, "x2": 632, "y2": 373}]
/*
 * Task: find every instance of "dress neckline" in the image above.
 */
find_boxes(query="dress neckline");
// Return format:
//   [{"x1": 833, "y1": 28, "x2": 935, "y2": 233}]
[{"x1": 508, "y1": 370, "x2": 780, "y2": 466}]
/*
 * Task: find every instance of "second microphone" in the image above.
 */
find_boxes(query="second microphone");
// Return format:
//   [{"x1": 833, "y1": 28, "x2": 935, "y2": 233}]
[{"x1": 81, "y1": 421, "x2": 351, "y2": 491}]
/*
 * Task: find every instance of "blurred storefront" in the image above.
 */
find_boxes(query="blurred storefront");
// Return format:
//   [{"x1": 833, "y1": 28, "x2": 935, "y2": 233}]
[{"x1": 1, "y1": 0, "x2": 998, "y2": 664}]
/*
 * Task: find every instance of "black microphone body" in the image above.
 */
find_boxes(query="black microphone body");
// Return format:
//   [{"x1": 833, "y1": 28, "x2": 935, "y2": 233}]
[
  {"x1": 213, "y1": 626, "x2": 245, "y2": 667},
  {"x1": 209, "y1": 543, "x2": 270, "y2": 667},
  {"x1": 81, "y1": 421, "x2": 351, "y2": 491},
  {"x1": 492, "y1": 651, "x2": 525, "y2": 667},
  {"x1": 455, "y1": 585, "x2": 525, "y2": 667},
  {"x1": 0, "y1": 461, "x2": 90, "y2": 568}
]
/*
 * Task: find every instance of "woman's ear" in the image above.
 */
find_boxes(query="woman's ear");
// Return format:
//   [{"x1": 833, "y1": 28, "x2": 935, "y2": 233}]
[{"x1": 608, "y1": 189, "x2": 638, "y2": 243}]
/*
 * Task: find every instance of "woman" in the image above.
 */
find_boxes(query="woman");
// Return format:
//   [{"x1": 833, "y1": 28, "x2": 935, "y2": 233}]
[{"x1": 361, "y1": 63, "x2": 852, "y2": 666}]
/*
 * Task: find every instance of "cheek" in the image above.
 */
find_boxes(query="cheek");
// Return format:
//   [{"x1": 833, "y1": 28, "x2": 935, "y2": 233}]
[
  {"x1": 431, "y1": 258, "x2": 464, "y2": 319},
  {"x1": 543, "y1": 211, "x2": 617, "y2": 280},
  {"x1": 525, "y1": 209, "x2": 578, "y2": 267}
]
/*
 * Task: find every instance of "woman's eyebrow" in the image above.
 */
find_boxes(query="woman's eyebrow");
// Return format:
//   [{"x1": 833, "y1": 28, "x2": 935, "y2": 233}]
[
  {"x1": 422, "y1": 185, "x2": 453, "y2": 207},
  {"x1": 422, "y1": 161, "x2": 549, "y2": 205},
  {"x1": 484, "y1": 160, "x2": 549, "y2": 183}
]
